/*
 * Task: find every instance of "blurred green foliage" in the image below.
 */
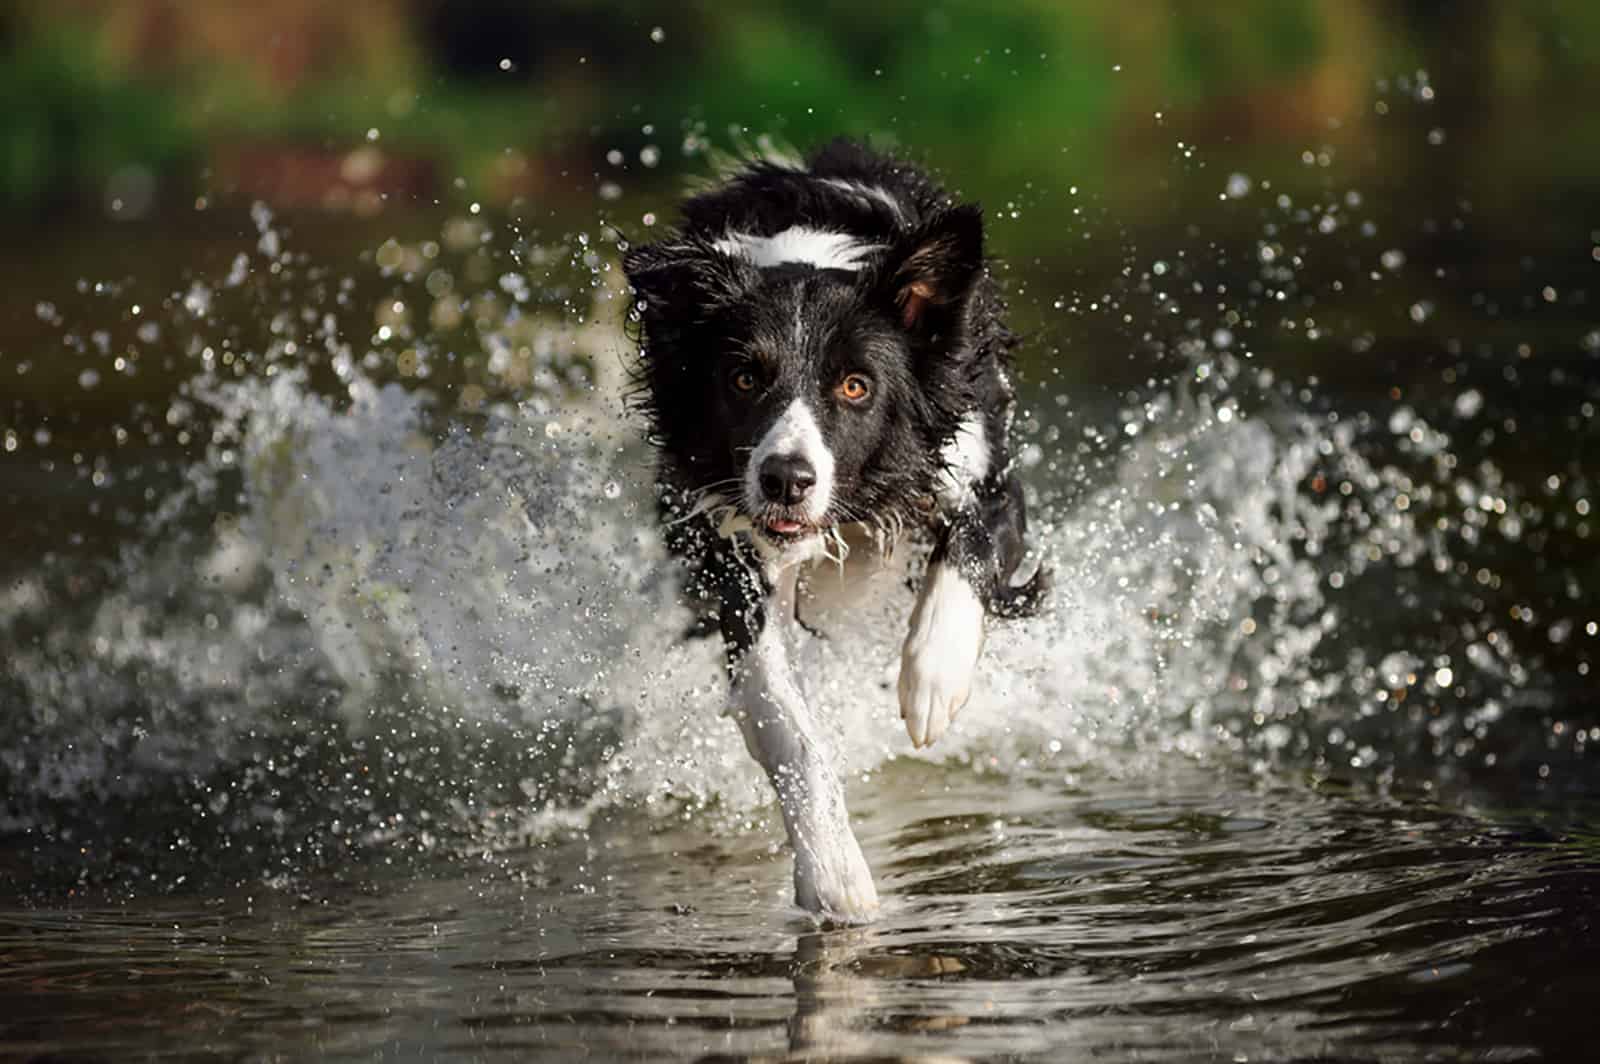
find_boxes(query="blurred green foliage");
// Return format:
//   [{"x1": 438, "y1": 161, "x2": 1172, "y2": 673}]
[
  {"x1": 1, "y1": 0, "x2": 1599, "y2": 220},
  {"x1": 652, "y1": 2, "x2": 1120, "y2": 182},
  {"x1": 0, "y1": 23, "x2": 189, "y2": 212},
  {"x1": 643, "y1": 0, "x2": 1335, "y2": 180}
]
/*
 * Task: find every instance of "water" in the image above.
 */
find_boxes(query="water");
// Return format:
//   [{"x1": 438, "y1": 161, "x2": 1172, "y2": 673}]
[
  {"x1": 3, "y1": 159, "x2": 1598, "y2": 1059},
  {"x1": 4, "y1": 767, "x2": 1596, "y2": 1060}
]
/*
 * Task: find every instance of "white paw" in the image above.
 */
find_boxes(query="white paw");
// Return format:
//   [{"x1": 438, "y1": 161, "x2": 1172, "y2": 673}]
[
  {"x1": 793, "y1": 827, "x2": 880, "y2": 924},
  {"x1": 898, "y1": 645, "x2": 975, "y2": 749},
  {"x1": 898, "y1": 563, "x2": 984, "y2": 749}
]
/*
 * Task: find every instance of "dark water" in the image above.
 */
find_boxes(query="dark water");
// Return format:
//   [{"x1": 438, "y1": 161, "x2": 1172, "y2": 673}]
[
  {"x1": 4, "y1": 110, "x2": 1600, "y2": 1060},
  {"x1": 4, "y1": 764, "x2": 1598, "y2": 1061}
]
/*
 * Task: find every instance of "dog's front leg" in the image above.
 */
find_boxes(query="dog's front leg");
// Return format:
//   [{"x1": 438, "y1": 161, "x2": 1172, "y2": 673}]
[
  {"x1": 725, "y1": 566, "x2": 879, "y2": 923},
  {"x1": 900, "y1": 474, "x2": 1044, "y2": 748},
  {"x1": 898, "y1": 542, "x2": 985, "y2": 749}
]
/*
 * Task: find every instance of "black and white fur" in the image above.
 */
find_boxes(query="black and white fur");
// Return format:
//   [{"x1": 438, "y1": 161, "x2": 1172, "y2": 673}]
[{"x1": 624, "y1": 139, "x2": 1046, "y2": 922}]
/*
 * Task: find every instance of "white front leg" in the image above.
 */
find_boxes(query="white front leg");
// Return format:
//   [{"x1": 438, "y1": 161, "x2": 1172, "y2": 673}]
[
  {"x1": 729, "y1": 578, "x2": 878, "y2": 922},
  {"x1": 898, "y1": 560, "x2": 985, "y2": 748}
]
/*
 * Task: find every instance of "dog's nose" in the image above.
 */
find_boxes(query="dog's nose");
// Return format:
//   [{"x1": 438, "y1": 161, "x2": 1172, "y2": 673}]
[{"x1": 759, "y1": 455, "x2": 816, "y2": 505}]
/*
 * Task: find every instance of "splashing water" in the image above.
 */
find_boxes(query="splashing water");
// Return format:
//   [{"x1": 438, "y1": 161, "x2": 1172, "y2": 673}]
[{"x1": 0, "y1": 200, "x2": 1559, "y2": 893}]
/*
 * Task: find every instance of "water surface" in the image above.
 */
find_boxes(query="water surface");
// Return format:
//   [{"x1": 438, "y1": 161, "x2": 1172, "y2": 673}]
[{"x1": 5, "y1": 762, "x2": 1597, "y2": 1060}]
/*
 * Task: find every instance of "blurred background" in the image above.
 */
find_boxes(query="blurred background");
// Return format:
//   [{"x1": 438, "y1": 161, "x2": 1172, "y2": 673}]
[
  {"x1": 4, "y1": 0, "x2": 1598, "y2": 398},
  {"x1": 5, "y1": 0, "x2": 1598, "y2": 370},
  {"x1": 0, "y1": 1, "x2": 1596, "y2": 227},
  {"x1": 1, "y1": 1, "x2": 1598, "y2": 221}
]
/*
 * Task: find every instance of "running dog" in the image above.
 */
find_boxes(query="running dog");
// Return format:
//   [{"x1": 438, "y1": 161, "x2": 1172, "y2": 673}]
[{"x1": 623, "y1": 139, "x2": 1045, "y2": 922}]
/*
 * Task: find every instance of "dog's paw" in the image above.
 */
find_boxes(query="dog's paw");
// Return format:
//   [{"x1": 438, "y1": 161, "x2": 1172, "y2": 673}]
[
  {"x1": 793, "y1": 828, "x2": 880, "y2": 924},
  {"x1": 898, "y1": 646, "x2": 975, "y2": 749},
  {"x1": 898, "y1": 564, "x2": 984, "y2": 749}
]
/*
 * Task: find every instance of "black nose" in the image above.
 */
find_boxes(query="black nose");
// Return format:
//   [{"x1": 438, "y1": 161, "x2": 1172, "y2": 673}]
[{"x1": 759, "y1": 455, "x2": 817, "y2": 505}]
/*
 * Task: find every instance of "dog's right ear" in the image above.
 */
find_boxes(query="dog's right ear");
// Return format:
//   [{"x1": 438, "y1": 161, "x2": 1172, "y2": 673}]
[
  {"x1": 623, "y1": 239, "x2": 754, "y2": 325},
  {"x1": 875, "y1": 204, "x2": 985, "y2": 334}
]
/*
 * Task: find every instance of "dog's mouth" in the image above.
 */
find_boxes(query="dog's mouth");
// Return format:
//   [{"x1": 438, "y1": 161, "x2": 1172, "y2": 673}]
[{"x1": 755, "y1": 509, "x2": 823, "y2": 541}]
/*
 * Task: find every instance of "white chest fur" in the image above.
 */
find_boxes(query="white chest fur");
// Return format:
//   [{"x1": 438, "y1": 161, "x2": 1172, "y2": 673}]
[{"x1": 791, "y1": 523, "x2": 919, "y2": 634}]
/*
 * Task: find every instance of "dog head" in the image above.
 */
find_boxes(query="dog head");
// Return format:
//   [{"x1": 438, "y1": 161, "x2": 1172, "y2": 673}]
[{"x1": 624, "y1": 206, "x2": 987, "y2": 545}]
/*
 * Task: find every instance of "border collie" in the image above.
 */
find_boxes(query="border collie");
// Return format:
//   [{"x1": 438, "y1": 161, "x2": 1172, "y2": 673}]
[{"x1": 623, "y1": 139, "x2": 1046, "y2": 922}]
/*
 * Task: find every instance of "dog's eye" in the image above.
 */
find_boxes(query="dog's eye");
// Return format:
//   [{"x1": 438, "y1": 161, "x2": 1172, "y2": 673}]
[
  {"x1": 836, "y1": 373, "x2": 872, "y2": 403},
  {"x1": 729, "y1": 367, "x2": 761, "y2": 394}
]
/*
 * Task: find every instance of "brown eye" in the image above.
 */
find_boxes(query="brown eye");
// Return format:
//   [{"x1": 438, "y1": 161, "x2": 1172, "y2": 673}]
[
  {"x1": 837, "y1": 373, "x2": 872, "y2": 403},
  {"x1": 730, "y1": 366, "x2": 760, "y2": 394}
]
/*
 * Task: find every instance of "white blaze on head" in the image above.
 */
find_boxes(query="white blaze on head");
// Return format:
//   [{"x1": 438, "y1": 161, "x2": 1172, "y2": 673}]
[
  {"x1": 714, "y1": 226, "x2": 881, "y2": 272},
  {"x1": 819, "y1": 178, "x2": 908, "y2": 225},
  {"x1": 746, "y1": 399, "x2": 836, "y2": 524}
]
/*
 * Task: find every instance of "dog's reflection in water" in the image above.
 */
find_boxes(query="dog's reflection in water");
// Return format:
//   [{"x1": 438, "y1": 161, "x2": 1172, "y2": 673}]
[{"x1": 778, "y1": 927, "x2": 972, "y2": 1063}]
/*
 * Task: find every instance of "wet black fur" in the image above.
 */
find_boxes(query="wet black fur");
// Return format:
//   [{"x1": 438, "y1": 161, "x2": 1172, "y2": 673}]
[{"x1": 623, "y1": 139, "x2": 1047, "y2": 665}]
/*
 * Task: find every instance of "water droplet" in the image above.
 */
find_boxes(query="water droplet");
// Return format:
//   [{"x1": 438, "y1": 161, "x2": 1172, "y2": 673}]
[{"x1": 1453, "y1": 389, "x2": 1483, "y2": 419}]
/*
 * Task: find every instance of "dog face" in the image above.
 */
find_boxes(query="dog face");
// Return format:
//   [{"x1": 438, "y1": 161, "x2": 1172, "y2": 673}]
[{"x1": 626, "y1": 207, "x2": 986, "y2": 543}]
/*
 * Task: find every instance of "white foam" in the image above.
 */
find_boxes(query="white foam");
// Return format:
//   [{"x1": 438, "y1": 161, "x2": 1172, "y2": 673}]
[
  {"x1": 1, "y1": 218, "x2": 1510, "y2": 857},
  {"x1": 0, "y1": 362, "x2": 1425, "y2": 834}
]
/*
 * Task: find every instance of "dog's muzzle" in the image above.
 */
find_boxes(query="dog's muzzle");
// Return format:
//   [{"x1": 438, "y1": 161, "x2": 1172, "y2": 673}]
[{"x1": 758, "y1": 454, "x2": 817, "y2": 506}]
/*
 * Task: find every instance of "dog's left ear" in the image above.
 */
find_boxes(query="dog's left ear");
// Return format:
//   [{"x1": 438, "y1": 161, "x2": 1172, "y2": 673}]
[
  {"x1": 623, "y1": 238, "x2": 753, "y2": 324},
  {"x1": 876, "y1": 205, "x2": 985, "y2": 334}
]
